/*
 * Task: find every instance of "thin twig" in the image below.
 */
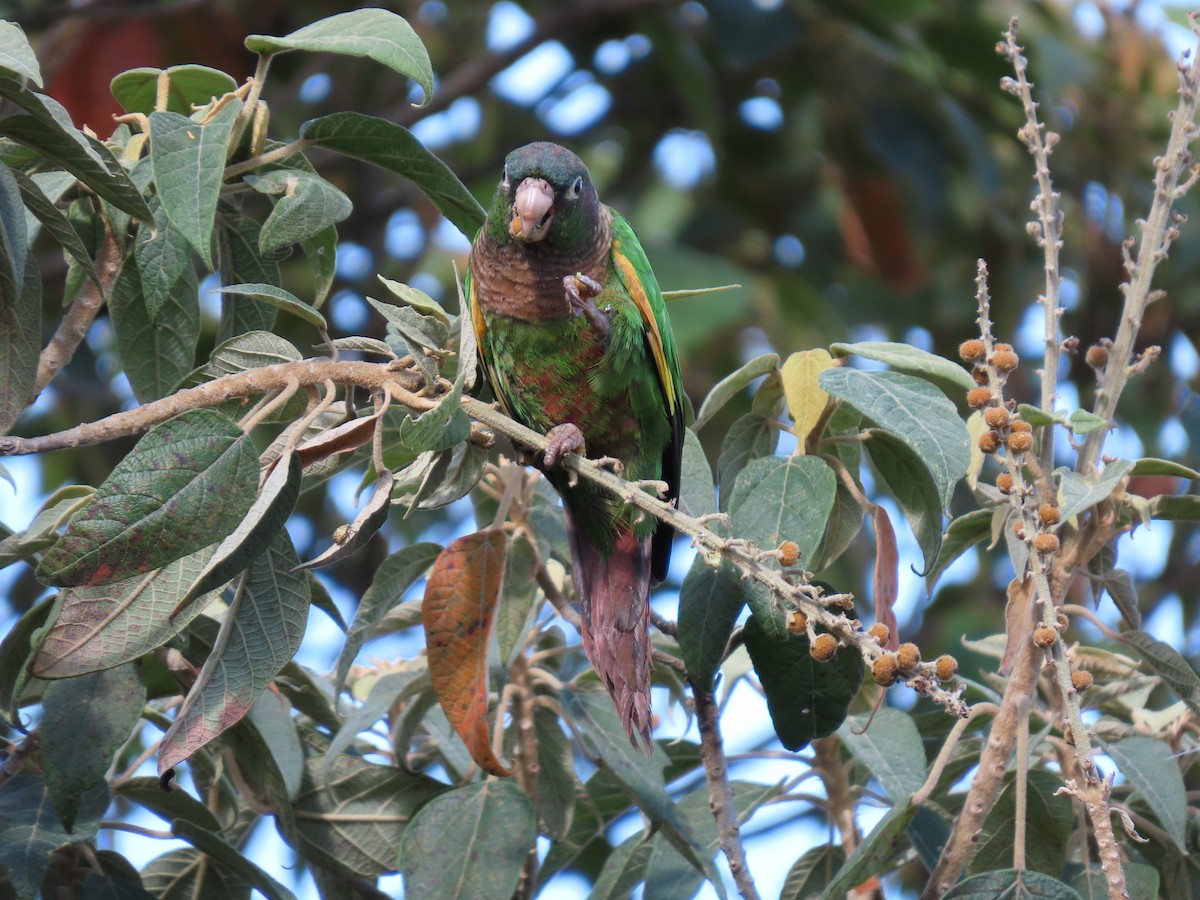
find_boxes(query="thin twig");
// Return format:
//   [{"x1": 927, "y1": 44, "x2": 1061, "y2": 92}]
[{"x1": 693, "y1": 683, "x2": 760, "y2": 900}]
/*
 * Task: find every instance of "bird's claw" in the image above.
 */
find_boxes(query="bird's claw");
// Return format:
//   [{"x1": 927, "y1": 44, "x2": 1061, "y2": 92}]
[
  {"x1": 594, "y1": 455, "x2": 624, "y2": 474},
  {"x1": 564, "y1": 273, "x2": 610, "y2": 336},
  {"x1": 630, "y1": 478, "x2": 670, "y2": 499},
  {"x1": 543, "y1": 422, "x2": 586, "y2": 468}
]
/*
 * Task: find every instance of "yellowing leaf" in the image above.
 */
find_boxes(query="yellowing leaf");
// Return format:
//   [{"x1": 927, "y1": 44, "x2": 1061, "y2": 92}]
[
  {"x1": 422, "y1": 529, "x2": 511, "y2": 776},
  {"x1": 780, "y1": 349, "x2": 833, "y2": 451}
]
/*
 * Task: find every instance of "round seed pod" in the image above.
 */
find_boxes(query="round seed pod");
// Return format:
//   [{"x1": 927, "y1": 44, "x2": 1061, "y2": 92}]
[
  {"x1": 1033, "y1": 626, "x2": 1057, "y2": 648},
  {"x1": 991, "y1": 349, "x2": 1019, "y2": 373},
  {"x1": 810, "y1": 633, "x2": 838, "y2": 661},
  {"x1": 959, "y1": 339, "x2": 987, "y2": 362},
  {"x1": 972, "y1": 366, "x2": 989, "y2": 385},
  {"x1": 1039, "y1": 504, "x2": 1061, "y2": 526},
  {"x1": 1007, "y1": 431, "x2": 1033, "y2": 454},
  {"x1": 1013, "y1": 519, "x2": 1025, "y2": 538},
  {"x1": 968, "y1": 387, "x2": 994, "y2": 409},
  {"x1": 777, "y1": 541, "x2": 800, "y2": 567},
  {"x1": 984, "y1": 407, "x2": 1011, "y2": 428},
  {"x1": 979, "y1": 431, "x2": 1001, "y2": 454},
  {"x1": 1033, "y1": 533, "x2": 1060, "y2": 554},
  {"x1": 1071, "y1": 669, "x2": 1093, "y2": 692},
  {"x1": 787, "y1": 610, "x2": 808, "y2": 634},
  {"x1": 935, "y1": 655, "x2": 958, "y2": 681},
  {"x1": 1085, "y1": 345, "x2": 1109, "y2": 368},
  {"x1": 996, "y1": 473, "x2": 1014, "y2": 494},
  {"x1": 867, "y1": 623, "x2": 890, "y2": 646},
  {"x1": 896, "y1": 642, "x2": 921, "y2": 671},
  {"x1": 1010, "y1": 420, "x2": 1033, "y2": 434},
  {"x1": 872, "y1": 654, "x2": 899, "y2": 686}
]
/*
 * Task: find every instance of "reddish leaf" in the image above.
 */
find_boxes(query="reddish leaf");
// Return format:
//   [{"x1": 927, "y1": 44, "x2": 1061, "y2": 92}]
[
  {"x1": 871, "y1": 506, "x2": 899, "y2": 650},
  {"x1": 295, "y1": 412, "x2": 379, "y2": 468},
  {"x1": 422, "y1": 529, "x2": 511, "y2": 776}
]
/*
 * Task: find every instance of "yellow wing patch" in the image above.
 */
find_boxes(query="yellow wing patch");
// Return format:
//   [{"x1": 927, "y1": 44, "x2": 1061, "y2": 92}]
[
  {"x1": 613, "y1": 248, "x2": 677, "y2": 414},
  {"x1": 468, "y1": 277, "x2": 487, "y2": 351}
]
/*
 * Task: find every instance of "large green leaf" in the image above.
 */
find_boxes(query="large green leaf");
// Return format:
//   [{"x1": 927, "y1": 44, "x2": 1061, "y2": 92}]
[
  {"x1": 141, "y1": 847, "x2": 252, "y2": 899},
  {"x1": 246, "y1": 9, "x2": 433, "y2": 104},
  {"x1": 109, "y1": 262, "x2": 199, "y2": 402},
  {"x1": 1104, "y1": 735, "x2": 1188, "y2": 848},
  {"x1": 134, "y1": 196, "x2": 193, "y2": 319},
  {"x1": 943, "y1": 869, "x2": 1083, "y2": 899},
  {"x1": 111, "y1": 65, "x2": 237, "y2": 116},
  {"x1": 37, "y1": 409, "x2": 259, "y2": 586},
  {"x1": 0, "y1": 23, "x2": 42, "y2": 86},
  {"x1": 0, "y1": 776, "x2": 107, "y2": 899},
  {"x1": 299, "y1": 113, "x2": 485, "y2": 236},
  {"x1": 169, "y1": 818, "x2": 297, "y2": 900},
  {"x1": 677, "y1": 427, "x2": 717, "y2": 519},
  {"x1": 215, "y1": 215, "x2": 280, "y2": 341},
  {"x1": 0, "y1": 82, "x2": 152, "y2": 220},
  {"x1": 925, "y1": 508, "x2": 992, "y2": 591},
  {"x1": 214, "y1": 283, "x2": 327, "y2": 331},
  {"x1": 967, "y1": 770, "x2": 1073, "y2": 876},
  {"x1": 839, "y1": 709, "x2": 926, "y2": 800},
  {"x1": 727, "y1": 455, "x2": 836, "y2": 565},
  {"x1": 716, "y1": 412, "x2": 779, "y2": 512},
  {"x1": 0, "y1": 162, "x2": 33, "y2": 437},
  {"x1": 865, "y1": 428, "x2": 944, "y2": 575},
  {"x1": 32, "y1": 544, "x2": 222, "y2": 678},
  {"x1": 246, "y1": 170, "x2": 352, "y2": 255},
  {"x1": 41, "y1": 663, "x2": 145, "y2": 830},
  {"x1": 148, "y1": 101, "x2": 242, "y2": 267},
  {"x1": 830, "y1": 341, "x2": 975, "y2": 392},
  {"x1": 694, "y1": 352, "x2": 779, "y2": 431},
  {"x1": 820, "y1": 798, "x2": 917, "y2": 899},
  {"x1": 781, "y1": 845, "x2": 846, "y2": 900},
  {"x1": 820, "y1": 368, "x2": 969, "y2": 507},
  {"x1": 397, "y1": 781, "x2": 535, "y2": 898},
  {"x1": 159, "y1": 532, "x2": 310, "y2": 771},
  {"x1": 1057, "y1": 458, "x2": 1135, "y2": 520},
  {"x1": 677, "y1": 557, "x2": 745, "y2": 688},
  {"x1": 743, "y1": 615, "x2": 862, "y2": 751},
  {"x1": 0, "y1": 597, "x2": 55, "y2": 728},
  {"x1": 11, "y1": 167, "x2": 97, "y2": 287},
  {"x1": 1120, "y1": 629, "x2": 1200, "y2": 716},
  {"x1": 294, "y1": 755, "x2": 445, "y2": 879}
]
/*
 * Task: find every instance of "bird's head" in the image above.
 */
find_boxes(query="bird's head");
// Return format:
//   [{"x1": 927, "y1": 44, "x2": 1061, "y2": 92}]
[{"x1": 486, "y1": 142, "x2": 599, "y2": 246}]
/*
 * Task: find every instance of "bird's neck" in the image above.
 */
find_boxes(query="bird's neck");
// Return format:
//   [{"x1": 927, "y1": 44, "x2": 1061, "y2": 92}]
[{"x1": 472, "y1": 207, "x2": 612, "y2": 321}]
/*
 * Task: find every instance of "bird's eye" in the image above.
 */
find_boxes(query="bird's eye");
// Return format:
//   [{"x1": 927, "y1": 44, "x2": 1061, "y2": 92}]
[
  {"x1": 501, "y1": 164, "x2": 509, "y2": 188},
  {"x1": 566, "y1": 175, "x2": 584, "y2": 200}
]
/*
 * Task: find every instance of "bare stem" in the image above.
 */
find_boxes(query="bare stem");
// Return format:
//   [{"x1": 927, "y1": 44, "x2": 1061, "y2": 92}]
[{"x1": 694, "y1": 684, "x2": 760, "y2": 900}]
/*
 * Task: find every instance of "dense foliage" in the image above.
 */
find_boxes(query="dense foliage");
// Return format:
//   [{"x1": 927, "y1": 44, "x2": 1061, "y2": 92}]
[{"x1": 0, "y1": 4, "x2": 1198, "y2": 900}]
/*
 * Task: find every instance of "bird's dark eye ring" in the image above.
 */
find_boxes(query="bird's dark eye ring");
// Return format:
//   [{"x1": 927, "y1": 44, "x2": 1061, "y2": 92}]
[
  {"x1": 501, "y1": 164, "x2": 509, "y2": 187},
  {"x1": 567, "y1": 175, "x2": 584, "y2": 199}
]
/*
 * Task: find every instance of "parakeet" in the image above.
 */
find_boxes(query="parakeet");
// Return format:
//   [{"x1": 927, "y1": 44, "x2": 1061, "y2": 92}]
[{"x1": 466, "y1": 142, "x2": 684, "y2": 750}]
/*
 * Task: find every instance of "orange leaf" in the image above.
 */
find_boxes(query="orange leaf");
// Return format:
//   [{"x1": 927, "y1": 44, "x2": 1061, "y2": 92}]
[
  {"x1": 422, "y1": 529, "x2": 512, "y2": 776},
  {"x1": 871, "y1": 506, "x2": 900, "y2": 650}
]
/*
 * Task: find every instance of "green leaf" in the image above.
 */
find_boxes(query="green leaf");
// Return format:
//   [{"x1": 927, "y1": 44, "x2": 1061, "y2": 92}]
[
  {"x1": 32, "y1": 544, "x2": 221, "y2": 678},
  {"x1": 943, "y1": 869, "x2": 1083, "y2": 899},
  {"x1": 677, "y1": 428, "x2": 717, "y2": 520},
  {"x1": 0, "y1": 23, "x2": 42, "y2": 86},
  {"x1": 148, "y1": 101, "x2": 241, "y2": 267},
  {"x1": 246, "y1": 170, "x2": 352, "y2": 255},
  {"x1": 1067, "y1": 408, "x2": 1107, "y2": 434},
  {"x1": 295, "y1": 755, "x2": 444, "y2": 879},
  {"x1": 728, "y1": 455, "x2": 836, "y2": 564},
  {"x1": 1099, "y1": 567, "x2": 1141, "y2": 629},
  {"x1": 1149, "y1": 494, "x2": 1200, "y2": 521},
  {"x1": 925, "y1": 508, "x2": 992, "y2": 591},
  {"x1": 1070, "y1": 865, "x2": 1159, "y2": 900},
  {"x1": 0, "y1": 170, "x2": 35, "y2": 437},
  {"x1": 820, "y1": 798, "x2": 917, "y2": 899},
  {"x1": 588, "y1": 835, "x2": 654, "y2": 899},
  {"x1": 110, "y1": 65, "x2": 237, "y2": 116},
  {"x1": 159, "y1": 532, "x2": 310, "y2": 772},
  {"x1": 215, "y1": 215, "x2": 280, "y2": 341},
  {"x1": 114, "y1": 776, "x2": 222, "y2": 835},
  {"x1": 300, "y1": 113, "x2": 484, "y2": 236},
  {"x1": 334, "y1": 542, "x2": 441, "y2": 691},
  {"x1": 175, "y1": 452, "x2": 302, "y2": 612},
  {"x1": 38, "y1": 410, "x2": 258, "y2": 586},
  {"x1": 694, "y1": 352, "x2": 779, "y2": 430},
  {"x1": 109, "y1": 262, "x2": 199, "y2": 402},
  {"x1": 215, "y1": 283, "x2": 327, "y2": 331},
  {"x1": 716, "y1": 413, "x2": 779, "y2": 512},
  {"x1": 562, "y1": 688, "x2": 723, "y2": 894},
  {"x1": 0, "y1": 597, "x2": 55, "y2": 728},
  {"x1": 134, "y1": 197, "x2": 193, "y2": 319},
  {"x1": 1103, "y1": 735, "x2": 1187, "y2": 849},
  {"x1": 743, "y1": 615, "x2": 862, "y2": 751},
  {"x1": 1057, "y1": 458, "x2": 1134, "y2": 521},
  {"x1": 142, "y1": 847, "x2": 252, "y2": 899},
  {"x1": 968, "y1": 770, "x2": 1073, "y2": 877},
  {"x1": 534, "y1": 708, "x2": 578, "y2": 842},
  {"x1": 298, "y1": 469, "x2": 394, "y2": 569},
  {"x1": 677, "y1": 558, "x2": 745, "y2": 689},
  {"x1": 246, "y1": 10, "x2": 433, "y2": 106},
  {"x1": 838, "y1": 709, "x2": 926, "y2": 800},
  {"x1": 41, "y1": 664, "x2": 145, "y2": 830},
  {"x1": 1120, "y1": 630, "x2": 1200, "y2": 716},
  {"x1": 820, "y1": 368, "x2": 970, "y2": 507},
  {"x1": 302, "y1": 225, "x2": 338, "y2": 308},
  {"x1": 169, "y1": 818, "x2": 297, "y2": 900},
  {"x1": 193, "y1": 329, "x2": 302, "y2": 382},
  {"x1": 377, "y1": 275, "x2": 452, "y2": 328},
  {"x1": 11, "y1": 167, "x2": 98, "y2": 287},
  {"x1": 1130, "y1": 457, "x2": 1200, "y2": 481},
  {"x1": 397, "y1": 781, "x2": 536, "y2": 899},
  {"x1": 324, "y1": 664, "x2": 429, "y2": 772},
  {"x1": 865, "y1": 428, "x2": 943, "y2": 575},
  {"x1": 0, "y1": 777, "x2": 107, "y2": 898},
  {"x1": 0, "y1": 83, "x2": 152, "y2": 221},
  {"x1": 781, "y1": 845, "x2": 846, "y2": 900},
  {"x1": 497, "y1": 533, "x2": 539, "y2": 668},
  {"x1": 1017, "y1": 403, "x2": 1062, "y2": 427},
  {"x1": 830, "y1": 341, "x2": 975, "y2": 392}
]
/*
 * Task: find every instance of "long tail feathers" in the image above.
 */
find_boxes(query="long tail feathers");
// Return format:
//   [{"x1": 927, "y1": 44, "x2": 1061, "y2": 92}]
[{"x1": 564, "y1": 506, "x2": 653, "y2": 752}]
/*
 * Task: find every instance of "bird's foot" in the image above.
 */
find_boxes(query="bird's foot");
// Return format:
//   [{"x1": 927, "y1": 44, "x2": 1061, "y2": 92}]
[
  {"x1": 594, "y1": 455, "x2": 624, "y2": 474},
  {"x1": 564, "y1": 273, "x2": 610, "y2": 336},
  {"x1": 697, "y1": 512, "x2": 731, "y2": 530},
  {"x1": 628, "y1": 478, "x2": 670, "y2": 499},
  {"x1": 543, "y1": 422, "x2": 586, "y2": 468}
]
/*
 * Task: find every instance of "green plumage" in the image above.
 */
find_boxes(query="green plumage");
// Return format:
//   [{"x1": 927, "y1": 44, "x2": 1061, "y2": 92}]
[{"x1": 466, "y1": 142, "x2": 683, "y2": 749}]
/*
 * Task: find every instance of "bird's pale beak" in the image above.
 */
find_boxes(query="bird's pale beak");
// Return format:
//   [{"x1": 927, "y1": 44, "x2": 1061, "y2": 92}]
[{"x1": 510, "y1": 177, "x2": 554, "y2": 241}]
